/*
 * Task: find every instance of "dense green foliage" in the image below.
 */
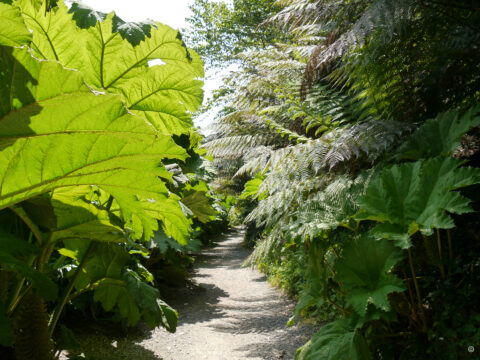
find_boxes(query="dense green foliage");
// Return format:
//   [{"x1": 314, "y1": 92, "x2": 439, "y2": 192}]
[
  {"x1": 184, "y1": 0, "x2": 283, "y2": 67},
  {"x1": 189, "y1": 0, "x2": 480, "y2": 358},
  {"x1": 0, "y1": 1, "x2": 226, "y2": 358}
]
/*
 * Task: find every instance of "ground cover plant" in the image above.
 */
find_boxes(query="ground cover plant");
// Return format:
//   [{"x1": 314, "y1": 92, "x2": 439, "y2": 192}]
[
  {"x1": 0, "y1": 1, "x2": 226, "y2": 358},
  {"x1": 191, "y1": 0, "x2": 480, "y2": 358}
]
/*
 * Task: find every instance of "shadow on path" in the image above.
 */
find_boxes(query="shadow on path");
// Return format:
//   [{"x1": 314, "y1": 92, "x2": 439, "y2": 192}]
[{"x1": 60, "y1": 228, "x2": 315, "y2": 360}]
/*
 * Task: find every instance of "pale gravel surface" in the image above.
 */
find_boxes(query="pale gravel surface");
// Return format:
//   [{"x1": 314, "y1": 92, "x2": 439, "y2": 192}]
[{"x1": 61, "y1": 228, "x2": 315, "y2": 360}]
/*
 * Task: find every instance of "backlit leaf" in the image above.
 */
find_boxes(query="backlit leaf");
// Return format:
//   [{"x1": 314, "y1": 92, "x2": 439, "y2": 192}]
[
  {"x1": 0, "y1": 47, "x2": 188, "y2": 240},
  {"x1": 334, "y1": 236, "x2": 405, "y2": 316},
  {"x1": 0, "y1": 2, "x2": 31, "y2": 46},
  {"x1": 356, "y1": 157, "x2": 480, "y2": 248},
  {"x1": 18, "y1": 1, "x2": 204, "y2": 135}
]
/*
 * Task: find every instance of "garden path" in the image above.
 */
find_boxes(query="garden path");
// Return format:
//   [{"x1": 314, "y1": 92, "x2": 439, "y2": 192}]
[{"x1": 62, "y1": 228, "x2": 314, "y2": 360}]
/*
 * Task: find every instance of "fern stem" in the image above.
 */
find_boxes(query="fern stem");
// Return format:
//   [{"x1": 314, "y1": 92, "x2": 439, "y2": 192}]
[
  {"x1": 403, "y1": 270, "x2": 418, "y2": 322},
  {"x1": 106, "y1": 195, "x2": 114, "y2": 211},
  {"x1": 68, "y1": 288, "x2": 91, "y2": 302},
  {"x1": 330, "y1": 246, "x2": 340, "y2": 258},
  {"x1": 325, "y1": 260, "x2": 335, "y2": 276},
  {"x1": 436, "y1": 229, "x2": 446, "y2": 278},
  {"x1": 7, "y1": 283, "x2": 32, "y2": 317},
  {"x1": 37, "y1": 233, "x2": 54, "y2": 274},
  {"x1": 69, "y1": 279, "x2": 125, "y2": 301},
  {"x1": 326, "y1": 295, "x2": 351, "y2": 315},
  {"x1": 7, "y1": 233, "x2": 35, "y2": 315},
  {"x1": 7, "y1": 276, "x2": 27, "y2": 315},
  {"x1": 332, "y1": 285, "x2": 346, "y2": 297},
  {"x1": 10, "y1": 206, "x2": 44, "y2": 245},
  {"x1": 408, "y1": 248, "x2": 427, "y2": 332},
  {"x1": 48, "y1": 241, "x2": 95, "y2": 337},
  {"x1": 447, "y1": 229, "x2": 453, "y2": 259},
  {"x1": 324, "y1": 262, "x2": 346, "y2": 297}
]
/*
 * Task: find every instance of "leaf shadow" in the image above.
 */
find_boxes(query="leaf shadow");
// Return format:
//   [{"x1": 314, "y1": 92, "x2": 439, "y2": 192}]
[{"x1": 0, "y1": 47, "x2": 40, "y2": 152}]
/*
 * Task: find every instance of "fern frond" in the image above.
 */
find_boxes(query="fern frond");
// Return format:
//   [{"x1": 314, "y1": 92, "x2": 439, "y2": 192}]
[
  {"x1": 302, "y1": 0, "x2": 418, "y2": 94},
  {"x1": 203, "y1": 134, "x2": 278, "y2": 158},
  {"x1": 287, "y1": 172, "x2": 373, "y2": 239},
  {"x1": 264, "y1": 116, "x2": 311, "y2": 143},
  {"x1": 244, "y1": 228, "x2": 283, "y2": 266},
  {"x1": 321, "y1": 120, "x2": 407, "y2": 169}
]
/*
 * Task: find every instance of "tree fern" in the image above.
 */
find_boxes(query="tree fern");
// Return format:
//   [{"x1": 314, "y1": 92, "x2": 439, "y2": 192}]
[{"x1": 286, "y1": 173, "x2": 372, "y2": 240}]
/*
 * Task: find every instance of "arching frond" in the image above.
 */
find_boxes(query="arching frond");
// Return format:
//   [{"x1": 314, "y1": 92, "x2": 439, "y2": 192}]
[
  {"x1": 244, "y1": 227, "x2": 283, "y2": 266},
  {"x1": 203, "y1": 134, "x2": 278, "y2": 158},
  {"x1": 286, "y1": 172, "x2": 374, "y2": 239},
  {"x1": 301, "y1": 0, "x2": 419, "y2": 94}
]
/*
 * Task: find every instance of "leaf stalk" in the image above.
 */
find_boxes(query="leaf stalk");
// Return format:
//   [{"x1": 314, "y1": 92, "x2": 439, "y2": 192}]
[
  {"x1": 48, "y1": 241, "x2": 95, "y2": 337},
  {"x1": 436, "y1": 229, "x2": 446, "y2": 278},
  {"x1": 408, "y1": 248, "x2": 427, "y2": 332}
]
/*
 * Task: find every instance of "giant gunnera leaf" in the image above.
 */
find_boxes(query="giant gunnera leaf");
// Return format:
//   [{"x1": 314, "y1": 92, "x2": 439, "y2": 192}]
[
  {"x1": 62, "y1": 241, "x2": 177, "y2": 330},
  {"x1": 21, "y1": 187, "x2": 126, "y2": 244},
  {"x1": 0, "y1": 228, "x2": 58, "y2": 301},
  {"x1": 0, "y1": 46, "x2": 190, "y2": 242},
  {"x1": 0, "y1": 2, "x2": 31, "y2": 46},
  {"x1": 182, "y1": 190, "x2": 216, "y2": 223},
  {"x1": 356, "y1": 157, "x2": 480, "y2": 248},
  {"x1": 17, "y1": 0, "x2": 204, "y2": 136},
  {"x1": 396, "y1": 106, "x2": 480, "y2": 160},
  {"x1": 295, "y1": 318, "x2": 371, "y2": 360},
  {"x1": 334, "y1": 235, "x2": 405, "y2": 316}
]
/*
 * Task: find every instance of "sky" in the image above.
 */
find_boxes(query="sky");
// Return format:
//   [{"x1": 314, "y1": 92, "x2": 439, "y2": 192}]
[
  {"x1": 81, "y1": 0, "x2": 193, "y2": 30},
  {"x1": 79, "y1": 0, "x2": 222, "y2": 132}
]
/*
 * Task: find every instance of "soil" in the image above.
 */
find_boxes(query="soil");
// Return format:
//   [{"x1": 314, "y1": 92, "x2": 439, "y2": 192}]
[{"x1": 59, "y1": 228, "x2": 315, "y2": 360}]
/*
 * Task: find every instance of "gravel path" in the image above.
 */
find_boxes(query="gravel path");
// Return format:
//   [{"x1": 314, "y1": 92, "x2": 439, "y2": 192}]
[{"x1": 62, "y1": 229, "x2": 314, "y2": 360}]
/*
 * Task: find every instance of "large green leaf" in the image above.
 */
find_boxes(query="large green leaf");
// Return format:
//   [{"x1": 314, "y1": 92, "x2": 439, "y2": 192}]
[
  {"x1": 334, "y1": 236, "x2": 405, "y2": 316},
  {"x1": 65, "y1": 241, "x2": 177, "y2": 329},
  {"x1": 0, "y1": 228, "x2": 58, "y2": 300},
  {"x1": 18, "y1": 0, "x2": 204, "y2": 135},
  {"x1": 181, "y1": 190, "x2": 216, "y2": 223},
  {"x1": 69, "y1": 242, "x2": 128, "y2": 290},
  {"x1": 240, "y1": 173, "x2": 266, "y2": 200},
  {"x1": 396, "y1": 106, "x2": 480, "y2": 160},
  {"x1": 124, "y1": 270, "x2": 178, "y2": 331},
  {"x1": 0, "y1": 2, "x2": 31, "y2": 46},
  {"x1": 356, "y1": 157, "x2": 480, "y2": 248},
  {"x1": 0, "y1": 46, "x2": 189, "y2": 241},
  {"x1": 150, "y1": 228, "x2": 184, "y2": 253},
  {"x1": 48, "y1": 187, "x2": 125, "y2": 243},
  {"x1": 295, "y1": 319, "x2": 371, "y2": 360},
  {"x1": 68, "y1": 2, "x2": 156, "y2": 46},
  {"x1": 65, "y1": 241, "x2": 142, "y2": 323},
  {"x1": 93, "y1": 271, "x2": 178, "y2": 331},
  {"x1": 139, "y1": 196, "x2": 191, "y2": 245}
]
